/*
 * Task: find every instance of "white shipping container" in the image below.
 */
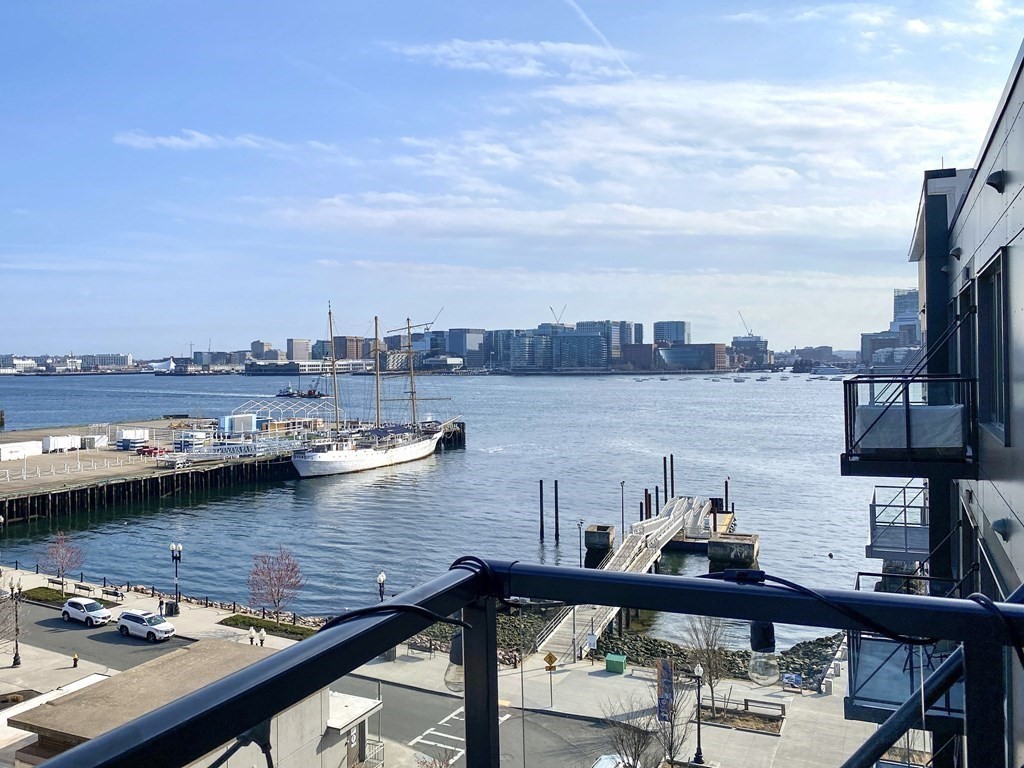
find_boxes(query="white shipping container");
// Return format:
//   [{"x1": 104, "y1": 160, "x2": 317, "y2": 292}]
[
  {"x1": 81, "y1": 435, "x2": 109, "y2": 449},
  {"x1": 116, "y1": 428, "x2": 150, "y2": 441},
  {"x1": 0, "y1": 441, "x2": 44, "y2": 462},
  {"x1": 43, "y1": 435, "x2": 81, "y2": 453}
]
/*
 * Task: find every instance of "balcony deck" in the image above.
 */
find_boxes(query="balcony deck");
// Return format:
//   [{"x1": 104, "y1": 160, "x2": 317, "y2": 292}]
[
  {"x1": 865, "y1": 485, "x2": 930, "y2": 562},
  {"x1": 841, "y1": 375, "x2": 978, "y2": 479}
]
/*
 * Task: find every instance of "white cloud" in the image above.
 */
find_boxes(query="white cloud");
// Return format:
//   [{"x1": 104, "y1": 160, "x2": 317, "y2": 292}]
[
  {"x1": 113, "y1": 130, "x2": 358, "y2": 164},
  {"x1": 905, "y1": 18, "x2": 932, "y2": 34},
  {"x1": 385, "y1": 39, "x2": 630, "y2": 79}
]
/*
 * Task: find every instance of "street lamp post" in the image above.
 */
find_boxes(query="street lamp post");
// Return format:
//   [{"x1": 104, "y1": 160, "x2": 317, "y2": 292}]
[
  {"x1": 693, "y1": 662, "x2": 705, "y2": 765},
  {"x1": 576, "y1": 518, "x2": 585, "y2": 568},
  {"x1": 169, "y1": 543, "x2": 183, "y2": 604},
  {"x1": 619, "y1": 481, "x2": 625, "y2": 544},
  {"x1": 377, "y1": 571, "x2": 387, "y2": 602},
  {"x1": 9, "y1": 577, "x2": 21, "y2": 668}
]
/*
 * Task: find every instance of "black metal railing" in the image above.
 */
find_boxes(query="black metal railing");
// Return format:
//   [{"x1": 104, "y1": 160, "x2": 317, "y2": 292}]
[
  {"x1": 866, "y1": 484, "x2": 929, "y2": 561},
  {"x1": 41, "y1": 557, "x2": 1024, "y2": 768},
  {"x1": 842, "y1": 374, "x2": 978, "y2": 472}
]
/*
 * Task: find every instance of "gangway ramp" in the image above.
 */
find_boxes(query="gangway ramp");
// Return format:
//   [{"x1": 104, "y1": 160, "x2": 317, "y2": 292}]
[{"x1": 536, "y1": 496, "x2": 713, "y2": 662}]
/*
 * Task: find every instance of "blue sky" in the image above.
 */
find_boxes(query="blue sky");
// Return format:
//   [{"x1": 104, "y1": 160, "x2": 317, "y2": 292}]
[{"x1": 3, "y1": 1, "x2": 1023, "y2": 358}]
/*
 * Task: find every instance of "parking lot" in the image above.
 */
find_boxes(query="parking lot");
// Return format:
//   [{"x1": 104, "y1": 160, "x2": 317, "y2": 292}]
[{"x1": 16, "y1": 600, "x2": 190, "y2": 672}]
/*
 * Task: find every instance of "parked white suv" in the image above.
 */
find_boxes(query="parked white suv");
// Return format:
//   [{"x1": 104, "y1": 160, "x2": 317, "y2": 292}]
[
  {"x1": 116, "y1": 609, "x2": 175, "y2": 642},
  {"x1": 61, "y1": 598, "x2": 112, "y2": 627}
]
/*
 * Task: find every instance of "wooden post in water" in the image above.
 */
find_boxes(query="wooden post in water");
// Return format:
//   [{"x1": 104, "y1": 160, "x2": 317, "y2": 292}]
[
  {"x1": 670, "y1": 453, "x2": 675, "y2": 497},
  {"x1": 721, "y1": 476, "x2": 729, "y2": 534},
  {"x1": 554, "y1": 480, "x2": 560, "y2": 543},
  {"x1": 639, "y1": 502, "x2": 644, "y2": 522},
  {"x1": 654, "y1": 486, "x2": 660, "y2": 516},
  {"x1": 663, "y1": 457, "x2": 668, "y2": 503},
  {"x1": 539, "y1": 480, "x2": 545, "y2": 542}
]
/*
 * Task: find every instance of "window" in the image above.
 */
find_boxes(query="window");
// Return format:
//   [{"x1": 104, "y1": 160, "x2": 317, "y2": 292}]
[{"x1": 978, "y1": 251, "x2": 1009, "y2": 442}]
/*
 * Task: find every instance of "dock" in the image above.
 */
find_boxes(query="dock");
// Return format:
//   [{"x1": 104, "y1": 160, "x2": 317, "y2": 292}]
[
  {"x1": 0, "y1": 417, "x2": 466, "y2": 524},
  {"x1": 535, "y1": 495, "x2": 761, "y2": 662}
]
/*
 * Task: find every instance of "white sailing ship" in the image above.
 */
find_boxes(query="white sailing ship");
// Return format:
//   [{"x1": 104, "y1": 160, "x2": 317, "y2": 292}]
[{"x1": 292, "y1": 312, "x2": 456, "y2": 478}]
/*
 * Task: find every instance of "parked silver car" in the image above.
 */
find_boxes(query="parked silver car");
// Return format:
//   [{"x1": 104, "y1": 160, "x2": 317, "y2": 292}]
[{"x1": 61, "y1": 598, "x2": 112, "y2": 627}]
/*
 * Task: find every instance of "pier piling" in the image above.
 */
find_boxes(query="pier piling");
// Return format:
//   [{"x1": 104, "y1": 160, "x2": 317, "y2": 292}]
[
  {"x1": 539, "y1": 480, "x2": 545, "y2": 542},
  {"x1": 663, "y1": 457, "x2": 668, "y2": 503},
  {"x1": 554, "y1": 480, "x2": 560, "y2": 543},
  {"x1": 670, "y1": 454, "x2": 675, "y2": 497}
]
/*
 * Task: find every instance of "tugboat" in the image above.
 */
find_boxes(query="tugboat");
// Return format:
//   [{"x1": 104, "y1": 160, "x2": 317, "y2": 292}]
[{"x1": 277, "y1": 384, "x2": 299, "y2": 398}]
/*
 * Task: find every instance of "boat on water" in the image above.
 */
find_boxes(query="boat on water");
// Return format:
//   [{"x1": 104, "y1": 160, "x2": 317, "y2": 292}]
[
  {"x1": 733, "y1": 377, "x2": 747, "y2": 383},
  {"x1": 277, "y1": 384, "x2": 299, "y2": 398},
  {"x1": 756, "y1": 376, "x2": 770, "y2": 381},
  {"x1": 780, "y1": 375, "x2": 790, "y2": 381},
  {"x1": 292, "y1": 312, "x2": 456, "y2": 478},
  {"x1": 830, "y1": 376, "x2": 845, "y2": 381}
]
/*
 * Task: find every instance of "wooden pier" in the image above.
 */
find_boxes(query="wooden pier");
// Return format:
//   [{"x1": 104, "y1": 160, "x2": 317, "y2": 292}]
[{"x1": 0, "y1": 418, "x2": 467, "y2": 525}]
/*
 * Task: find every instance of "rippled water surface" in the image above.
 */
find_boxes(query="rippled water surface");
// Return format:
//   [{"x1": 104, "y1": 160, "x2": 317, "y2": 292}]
[{"x1": 0, "y1": 373, "x2": 876, "y2": 646}]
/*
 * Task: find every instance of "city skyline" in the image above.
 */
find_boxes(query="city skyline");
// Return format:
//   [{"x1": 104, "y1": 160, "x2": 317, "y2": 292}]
[{"x1": 5, "y1": 2, "x2": 1023, "y2": 354}]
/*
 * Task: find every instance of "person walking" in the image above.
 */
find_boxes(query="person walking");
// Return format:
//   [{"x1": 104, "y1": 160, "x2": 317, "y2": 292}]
[
  {"x1": 158, "y1": 598, "x2": 164, "y2": 617},
  {"x1": 249, "y1": 626, "x2": 256, "y2": 645},
  {"x1": 259, "y1": 628, "x2": 267, "y2": 647}
]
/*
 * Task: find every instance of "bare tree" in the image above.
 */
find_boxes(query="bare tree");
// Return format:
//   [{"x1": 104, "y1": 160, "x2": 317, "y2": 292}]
[
  {"x1": 44, "y1": 532, "x2": 85, "y2": 595},
  {"x1": 601, "y1": 692, "x2": 660, "y2": 768},
  {"x1": 247, "y1": 546, "x2": 306, "y2": 623},
  {"x1": 415, "y1": 745, "x2": 460, "y2": 767},
  {"x1": 686, "y1": 614, "x2": 727, "y2": 715}
]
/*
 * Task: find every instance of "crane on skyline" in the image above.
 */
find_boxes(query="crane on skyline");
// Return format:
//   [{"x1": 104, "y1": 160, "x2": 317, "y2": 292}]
[
  {"x1": 550, "y1": 304, "x2": 567, "y2": 324},
  {"x1": 738, "y1": 311, "x2": 753, "y2": 336}
]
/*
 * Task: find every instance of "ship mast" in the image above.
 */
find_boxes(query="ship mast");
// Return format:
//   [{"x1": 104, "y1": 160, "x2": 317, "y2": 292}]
[
  {"x1": 374, "y1": 316, "x2": 382, "y2": 429},
  {"x1": 406, "y1": 317, "x2": 418, "y2": 426},
  {"x1": 328, "y1": 304, "x2": 341, "y2": 434}
]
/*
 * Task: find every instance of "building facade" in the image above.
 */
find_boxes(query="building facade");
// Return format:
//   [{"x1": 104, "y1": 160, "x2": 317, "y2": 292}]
[
  {"x1": 551, "y1": 333, "x2": 607, "y2": 370},
  {"x1": 838, "y1": 41, "x2": 1024, "y2": 767},
  {"x1": 653, "y1": 321, "x2": 691, "y2": 345},
  {"x1": 659, "y1": 343, "x2": 728, "y2": 371},
  {"x1": 286, "y1": 338, "x2": 311, "y2": 361}
]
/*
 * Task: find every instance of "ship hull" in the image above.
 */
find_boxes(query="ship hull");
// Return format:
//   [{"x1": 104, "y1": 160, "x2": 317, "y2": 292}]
[{"x1": 292, "y1": 430, "x2": 444, "y2": 478}]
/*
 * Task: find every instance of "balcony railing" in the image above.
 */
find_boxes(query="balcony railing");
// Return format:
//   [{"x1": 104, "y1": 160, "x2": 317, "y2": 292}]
[
  {"x1": 38, "y1": 557, "x2": 1024, "y2": 768},
  {"x1": 865, "y1": 485, "x2": 929, "y2": 561},
  {"x1": 841, "y1": 375, "x2": 978, "y2": 478},
  {"x1": 846, "y1": 630, "x2": 963, "y2": 726}
]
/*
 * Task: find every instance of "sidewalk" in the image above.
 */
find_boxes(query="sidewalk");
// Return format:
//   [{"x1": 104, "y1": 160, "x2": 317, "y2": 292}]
[{"x1": 0, "y1": 566, "x2": 874, "y2": 766}]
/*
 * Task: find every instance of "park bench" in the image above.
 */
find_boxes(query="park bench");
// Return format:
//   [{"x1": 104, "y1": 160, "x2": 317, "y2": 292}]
[
  {"x1": 406, "y1": 639, "x2": 435, "y2": 658},
  {"x1": 73, "y1": 582, "x2": 93, "y2": 596},
  {"x1": 47, "y1": 577, "x2": 65, "y2": 590},
  {"x1": 101, "y1": 587, "x2": 125, "y2": 602}
]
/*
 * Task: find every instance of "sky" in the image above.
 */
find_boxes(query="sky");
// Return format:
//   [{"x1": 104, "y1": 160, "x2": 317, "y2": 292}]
[{"x1": 3, "y1": 1, "x2": 1023, "y2": 358}]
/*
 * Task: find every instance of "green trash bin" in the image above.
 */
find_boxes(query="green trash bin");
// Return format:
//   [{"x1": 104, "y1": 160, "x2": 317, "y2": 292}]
[{"x1": 605, "y1": 653, "x2": 627, "y2": 674}]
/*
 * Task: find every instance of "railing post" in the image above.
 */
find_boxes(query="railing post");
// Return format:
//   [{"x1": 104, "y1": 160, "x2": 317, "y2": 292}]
[
  {"x1": 903, "y1": 382, "x2": 912, "y2": 461},
  {"x1": 963, "y1": 638, "x2": 1004, "y2": 767},
  {"x1": 463, "y1": 598, "x2": 500, "y2": 768}
]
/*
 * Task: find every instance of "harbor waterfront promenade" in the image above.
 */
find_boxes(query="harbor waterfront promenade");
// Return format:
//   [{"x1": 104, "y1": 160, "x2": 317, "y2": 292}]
[{"x1": 0, "y1": 565, "x2": 871, "y2": 768}]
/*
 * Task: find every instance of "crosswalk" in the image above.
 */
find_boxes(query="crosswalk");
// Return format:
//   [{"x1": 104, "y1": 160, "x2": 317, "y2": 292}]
[{"x1": 408, "y1": 705, "x2": 513, "y2": 765}]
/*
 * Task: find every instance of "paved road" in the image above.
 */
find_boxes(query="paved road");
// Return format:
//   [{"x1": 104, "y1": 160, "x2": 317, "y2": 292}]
[
  {"x1": 17, "y1": 600, "x2": 190, "y2": 671},
  {"x1": 335, "y1": 677, "x2": 611, "y2": 767}
]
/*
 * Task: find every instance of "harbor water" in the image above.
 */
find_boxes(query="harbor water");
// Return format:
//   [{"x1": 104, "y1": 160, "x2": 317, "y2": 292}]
[{"x1": 0, "y1": 373, "x2": 877, "y2": 647}]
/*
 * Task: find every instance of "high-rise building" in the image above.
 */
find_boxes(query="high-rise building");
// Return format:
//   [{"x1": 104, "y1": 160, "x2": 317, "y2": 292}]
[
  {"x1": 332, "y1": 336, "x2": 364, "y2": 359},
  {"x1": 250, "y1": 340, "x2": 272, "y2": 360},
  {"x1": 510, "y1": 334, "x2": 553, "y2": 371},
  {"x1": 311, "y1": 340, "x2": 331, "y2": 360},
  {"x1": 633, "y1": 324, "x2": 644, "y2": 344},
  {"x1": 445, "y1": 329, "x2": 485, "y2": 367},
  {"x1": 731, "y1": 334, "x2": 770, "y2": 367},
  {"x1": 653, "y1": 321, "x2": 691, "y2": 345},
  {"x1": 890, "y1": 288, "x2": 921, "y2": 346},
  {"x1": 552, "y1": 334, "x2": 607, "y2": 369},
  {"x1": 620, "y1": 343, "x2": 657, "y2": 370},
  {"x1": 576, "y1": 321, "x2": 622, "y2": 359},
  {"x1": 286, "y1": 338, "x2": 311, "y2": 361}
]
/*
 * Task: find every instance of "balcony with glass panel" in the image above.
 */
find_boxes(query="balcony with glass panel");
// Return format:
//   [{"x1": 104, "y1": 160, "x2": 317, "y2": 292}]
[{"x1": 841, "y1": 375, "x2": 978, "y2": 478}]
